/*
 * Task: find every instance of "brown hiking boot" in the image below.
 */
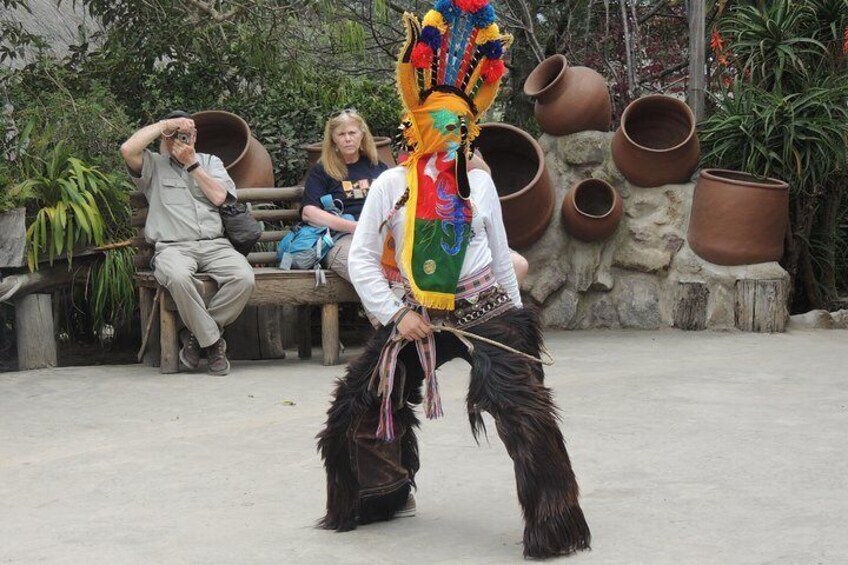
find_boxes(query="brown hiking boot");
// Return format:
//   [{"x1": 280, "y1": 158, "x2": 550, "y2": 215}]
[
  {"x1": 179, "y1": 330, "x2": 201, "y2": 370},
  {"x1": 206, "y1": 337, "x2": 230, "y2": 376}
]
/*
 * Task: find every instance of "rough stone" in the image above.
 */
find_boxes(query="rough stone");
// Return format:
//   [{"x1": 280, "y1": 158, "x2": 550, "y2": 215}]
[
  {"x1": 575, "y1": 295, "x2": 617, "y2": 328},
  {"x1": 790, "y1": 310, "x2": 835, "y2": 330},
  {"x1": 614, "y1": 275, "x2": 661, "y2": 329},
  {"x1": 705, "y1": 283, "x2": 736, "y2": 330},
  {"x1": 830, "y1": 309, "x2": 848, "y2": 329},
  {"x1": 541, "y1": 287, "x2": 579, "y2": 329},
  {"x1": 548, "y1": 131, "x2": 612, "y2": 165},
  {"x1": 613, "y1": 243, "x2": 673, "y2": 274}
]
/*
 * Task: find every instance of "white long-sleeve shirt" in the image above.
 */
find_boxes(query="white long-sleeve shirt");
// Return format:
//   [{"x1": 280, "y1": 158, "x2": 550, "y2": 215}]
[{"x1": 349, "y1": 160, "x2": 522, "y2": 325}]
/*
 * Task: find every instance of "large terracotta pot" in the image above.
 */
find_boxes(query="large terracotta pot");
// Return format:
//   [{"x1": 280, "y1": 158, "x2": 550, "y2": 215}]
[
  {"x1": 687, "y1": 169, "x2": 789, "y2": 266},
  {"x1": 192, "y1": 111, "x2": 274, "y2": 188},
  {"x1": 561, "y1": 179, "x2": 623, "y2": 242},
  {"x1": 611, "y1": 95, "x2": 700, "y2": 187},
  {"x1": 523, "y1": 54, "x2": 611, "y2": 136},
  {"x1": 300, "y1": 137, "x2": 396, "y2": 183},
  {"x1": 475, "y1": 123, "x2": 555, "y2": 249}
]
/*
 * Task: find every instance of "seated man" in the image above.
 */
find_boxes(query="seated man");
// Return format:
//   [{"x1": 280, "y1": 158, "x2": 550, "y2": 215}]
[{"x1": 120, "y1": 110, "x2": 255, "y2": 375}]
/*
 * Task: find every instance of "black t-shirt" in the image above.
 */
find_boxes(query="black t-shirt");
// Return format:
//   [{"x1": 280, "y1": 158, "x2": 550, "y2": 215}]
[{"x1": 302, "y1": 158, "x2": 389, "y2": 220}]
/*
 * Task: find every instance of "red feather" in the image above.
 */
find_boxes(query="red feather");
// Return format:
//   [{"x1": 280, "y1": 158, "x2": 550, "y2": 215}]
[
  {"x1": 481, "y1": 58, "x2": 505, "y2": 83},
  {"x1": 411, "y1": 42, "x2": 434, "y2": 69},
  {"x1": 455, "y1": 0, "x2": 488, "y2": 12}
]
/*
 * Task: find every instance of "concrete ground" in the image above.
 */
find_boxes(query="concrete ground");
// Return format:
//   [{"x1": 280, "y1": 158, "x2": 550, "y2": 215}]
[{"x1": 1, "y1": 329, "x2": 847, "y2": 565}]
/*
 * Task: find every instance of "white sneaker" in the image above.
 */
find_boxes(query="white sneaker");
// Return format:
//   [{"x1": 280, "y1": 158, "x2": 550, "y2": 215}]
[{"x1": 395, "y1": 493, "x2": 416, "y2": 518}]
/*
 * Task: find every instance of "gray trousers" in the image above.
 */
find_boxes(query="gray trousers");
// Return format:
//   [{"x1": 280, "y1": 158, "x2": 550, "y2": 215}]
[
  {"x1": 325, "y1": 235, "x2": 384, "y2": 328},
  {"x1": 324, "y1": 234, "x2": 353, "y2": 282},
  {"x1": 153, "y1": 238, "x2": 255, "y2": 348}
]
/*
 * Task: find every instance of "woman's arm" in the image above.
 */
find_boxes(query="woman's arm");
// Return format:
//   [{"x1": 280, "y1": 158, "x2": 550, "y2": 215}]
[
  {"x1": 477, "y1": 172, "x2": 522, "y2": 307},
  {"x1": 302, "y1": 205, "x2": 357, "y2": 233}
]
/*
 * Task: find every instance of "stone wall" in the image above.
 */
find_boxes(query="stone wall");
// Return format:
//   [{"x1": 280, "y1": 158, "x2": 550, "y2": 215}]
[{"x1": 520, "y1": 131, "x2": 789, "y2": 331}]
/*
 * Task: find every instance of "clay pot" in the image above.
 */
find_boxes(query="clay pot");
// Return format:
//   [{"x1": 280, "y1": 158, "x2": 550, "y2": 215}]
[
  {"x1": 561, "y1": 179, "x2": 623, "y2": 242},
  {"x1": 192, "y1": 111, "x2": 274, "y2": 188},
  {"x1": 611, "y1": 95, "x2": 700, "y2": 187},
  {"x1": 300, "y1": 137, "x2": 396, "y2": 183},
  {"x1": 475, "y1": 123, "x2": 555, "y2": 249},
  {"x1": 523, "y1": 54, "x2": 611, "y2": 136},
  {"x1": 687, "y1": 169, "x2": 789, "y2": 266}
]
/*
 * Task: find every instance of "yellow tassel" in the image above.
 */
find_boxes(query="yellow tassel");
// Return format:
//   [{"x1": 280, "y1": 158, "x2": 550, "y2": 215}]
[
  {"x1": 475, "y1": 23, "x2": 500, "y2": 45},
  {"x1": 415, "y1": 290, "x2": 457, "y2": 311},
  {"x1": 423, "y1": 9, "x2": 447, "y2": 33}
]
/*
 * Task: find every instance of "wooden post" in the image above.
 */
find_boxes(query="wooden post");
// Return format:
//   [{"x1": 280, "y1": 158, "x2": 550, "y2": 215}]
[
  {"x1": 159, "y1": 291, "x2": 180, "y2": 373},
  {"x1": 673, "y1": 282, "x2": 709, "y2": 331},
  {"x1": 280, "y1": 305, "x2": 298, "y2": 350},
  {"x1": 258, "y1": 306, "x2": 286, "y2": 359},
  {"x1": 735, "y1": 279, "x2": 788, "y2": 333},
  {"x1": 15, "y1": 293, "x2": 57, "y2": 370},
  {"x1": 688, "y1": 0, "x2": 706, "y2": 121},
  {"x1": 297, "y1": 306, "x2": 312, "y2": 359},
  {"x1": 321, "y1": 303, "x2": 340, "y2": 366}
]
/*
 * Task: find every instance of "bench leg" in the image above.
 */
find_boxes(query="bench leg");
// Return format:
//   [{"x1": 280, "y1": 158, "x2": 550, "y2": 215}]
[
  {"x1": 159, "y1": 292, "x2": 180, "y2": 374},
  {"x1": 297, "y1": 306, "x2": 312, "y2": 359},
  {"x1": 321, "y1": 303, "x2": 340, "y2": 366},
  {"x1": 139, "y1": 286, "x2": 160, "y2": 367}
]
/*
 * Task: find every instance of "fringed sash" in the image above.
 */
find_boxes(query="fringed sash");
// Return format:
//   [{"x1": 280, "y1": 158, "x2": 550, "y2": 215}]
[{"x1": 371, "y1": 266, "x2": 508, "y2": 442}]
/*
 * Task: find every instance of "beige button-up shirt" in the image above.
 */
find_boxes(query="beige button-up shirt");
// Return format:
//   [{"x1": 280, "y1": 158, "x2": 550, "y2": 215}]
[{"x1": 130, "y1": 149, "x2": 237, "y2": 243}]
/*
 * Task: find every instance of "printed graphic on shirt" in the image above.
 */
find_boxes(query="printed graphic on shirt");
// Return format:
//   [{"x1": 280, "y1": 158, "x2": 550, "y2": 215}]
[{"x1": 341, "y1": 178, "x2": 371, "y2": 200}]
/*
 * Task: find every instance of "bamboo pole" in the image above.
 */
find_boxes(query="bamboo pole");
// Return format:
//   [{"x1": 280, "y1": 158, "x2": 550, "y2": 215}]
[
  {"x1": 137, "y1": 287, "x2": 162, "y2": 362},
  {"x1": 688, "y1": 0, "x2": 706, "y2": 121}
]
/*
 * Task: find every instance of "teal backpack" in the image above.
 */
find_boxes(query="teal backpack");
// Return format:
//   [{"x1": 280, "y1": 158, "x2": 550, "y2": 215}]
[{"x1": 276, "y1": 194, "x2": 354, "y2": 273}]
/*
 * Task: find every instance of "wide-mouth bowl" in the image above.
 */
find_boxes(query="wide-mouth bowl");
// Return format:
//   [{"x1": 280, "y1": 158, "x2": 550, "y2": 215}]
[
  {"x1": 572, "y1": 179, "x2": 618, "y2": 219},
  {"x1": 192, "y1": 110, "x2": 250, "y2": 167},
  {"x1": 475, "y1": 123, "x2": 545, "y2": 201},
  {"x1": 700, "y1": 168, "x2": 788, "y2": 191},
  {"x1": 619, "y1": 95, "x2": 696, "y2": 153}
]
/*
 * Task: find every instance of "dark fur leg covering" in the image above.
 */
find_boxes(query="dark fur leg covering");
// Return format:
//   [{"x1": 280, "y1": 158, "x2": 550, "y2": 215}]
[
  {"x1": 467, "y1": 308, "x2": 591, "y2": 558},
  {"x1": 316, "y1": 328, "x2": 421, "y2": 531}
]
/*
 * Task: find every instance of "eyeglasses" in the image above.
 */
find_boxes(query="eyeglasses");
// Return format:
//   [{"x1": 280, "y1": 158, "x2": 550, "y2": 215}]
[{"x1": 330, "y1": 107, "x2": 359, "y2": 119}]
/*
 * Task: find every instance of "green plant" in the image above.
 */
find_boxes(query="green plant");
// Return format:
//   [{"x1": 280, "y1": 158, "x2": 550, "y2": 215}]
[
  {"x1": 87, "y1": 246, "x2": 137, "y2": 330},
  {"x1": 16, "y1": 143, "x2": 120, "y2": 270},
  {"x1": 723, "y1": 1, "x2": 826, "y2": 91}
]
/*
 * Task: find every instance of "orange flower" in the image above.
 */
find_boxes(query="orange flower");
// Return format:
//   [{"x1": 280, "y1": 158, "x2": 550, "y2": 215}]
[
  {"x1": 843, "y1": 25, "x2": 848, "y2": 55},
  {"x1": 710, "y1": 28, "x2": 725, "y2": 52}
]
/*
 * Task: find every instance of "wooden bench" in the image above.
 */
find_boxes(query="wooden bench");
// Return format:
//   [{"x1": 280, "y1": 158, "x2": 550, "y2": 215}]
[{"x1": 130, "y1": 187, "x2": 360, "y2": 373}]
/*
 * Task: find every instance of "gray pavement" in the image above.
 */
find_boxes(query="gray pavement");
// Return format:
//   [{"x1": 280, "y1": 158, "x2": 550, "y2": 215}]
[{"x1": 1, "y1": 329, "x2": 847, "y2": 565}]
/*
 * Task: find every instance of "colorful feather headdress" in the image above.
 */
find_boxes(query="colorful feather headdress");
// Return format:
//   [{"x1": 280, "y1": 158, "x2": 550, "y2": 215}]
[{"x1": 394, "y1": 0, "x2": 513, "y2": 311}]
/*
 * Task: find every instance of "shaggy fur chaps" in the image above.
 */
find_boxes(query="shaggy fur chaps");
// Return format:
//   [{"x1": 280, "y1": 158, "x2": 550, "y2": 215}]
[{"x1": 317, "y1": 307, "x2": 591, "y2": 558}]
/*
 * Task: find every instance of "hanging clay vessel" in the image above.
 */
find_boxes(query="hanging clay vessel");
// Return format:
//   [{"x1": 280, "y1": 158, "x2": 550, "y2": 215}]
[
  {"x1": 192, "y1": 111, "x2": 275, "y2": 188},
  {"x1": 611, "y1": 95, "x2": 700, "y2": 187},
  {"x1": 687, "y1": 169, "x2": 789, "y2": 266},
  {"x1": 475, "y1": 123, "x2": 554, "y2": 250},
  {"x1": 523, "y1": 54, "x2": 611, "y2": 136},
  {"x1": 300, "y1": 137, "x2": 396, "y2": 183},
  {"x1": 561, "y1": 179, "x2": 623, "y2": 243}
]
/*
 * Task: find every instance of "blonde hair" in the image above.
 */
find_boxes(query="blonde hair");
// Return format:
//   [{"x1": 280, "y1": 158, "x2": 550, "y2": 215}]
[{"x1": 320, "y1": 109, "x2": 380, "y2": 181}]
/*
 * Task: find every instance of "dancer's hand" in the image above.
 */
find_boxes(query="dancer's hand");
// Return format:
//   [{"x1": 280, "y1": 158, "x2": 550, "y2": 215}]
[{"x1": 396, "y1": 310, "x2": 432, "y2": 341}]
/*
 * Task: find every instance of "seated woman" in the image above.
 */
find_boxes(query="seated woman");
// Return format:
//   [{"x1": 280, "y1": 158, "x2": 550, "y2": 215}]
[{"x1": 301, "y1": 109, "x2": 388, "y2": 282}]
